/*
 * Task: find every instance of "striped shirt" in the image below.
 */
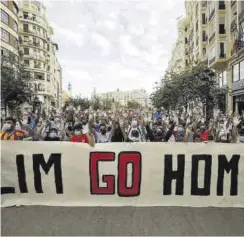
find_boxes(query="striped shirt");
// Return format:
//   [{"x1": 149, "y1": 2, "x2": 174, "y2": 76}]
[{"x1": 0, "y1": 130, "x2": 25, "y2": 140}]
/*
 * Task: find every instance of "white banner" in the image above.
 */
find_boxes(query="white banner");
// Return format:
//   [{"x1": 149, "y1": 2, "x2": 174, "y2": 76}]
[{"x1": 1, "y1": 141, "x2": 244, "y2": 207}]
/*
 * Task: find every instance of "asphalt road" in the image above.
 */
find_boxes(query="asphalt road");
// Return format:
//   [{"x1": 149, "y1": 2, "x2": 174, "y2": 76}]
[{"x1": 1, "y1": 206, "x2": 244, "y2": 236}]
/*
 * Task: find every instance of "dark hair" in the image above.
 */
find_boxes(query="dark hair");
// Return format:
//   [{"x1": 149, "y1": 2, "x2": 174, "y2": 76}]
[
  {"x1": 74, "y1": 123, "x2": 83, "y2": 130},
  {"x1": 5, "y1": 117, "x2": 16, "y2": 124}
]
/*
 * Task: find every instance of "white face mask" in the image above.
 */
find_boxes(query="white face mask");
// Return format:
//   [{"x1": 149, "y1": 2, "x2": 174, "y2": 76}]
[
  {"x1": 131, "y1": 120, "x2": 137, "y2": 127},
  {"x1": 55, "y1": 123, "x2": 61, "y2": 129},
  {"x1": 49, "y1": 132, "x2": 57, "y2": 138},
  {"x1": 2, "y1": 123, "x2": 12, "y2": 131},
  {"x1": 74, "y1": 130, "x2": 82, "y2": 136}
]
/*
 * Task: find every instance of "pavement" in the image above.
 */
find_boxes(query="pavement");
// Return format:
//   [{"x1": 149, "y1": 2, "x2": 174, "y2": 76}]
[{"x1": 1, "y1": 206, "x2": 244, "y2": 236}]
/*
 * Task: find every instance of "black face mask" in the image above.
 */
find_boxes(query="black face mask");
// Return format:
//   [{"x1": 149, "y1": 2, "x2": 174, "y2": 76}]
[
  {"x1": 82, "y1": 121, "x2": 87, "y2": 125},
  {"x1": 101, "y1": 129, "x2": 106, "y2": 135}
]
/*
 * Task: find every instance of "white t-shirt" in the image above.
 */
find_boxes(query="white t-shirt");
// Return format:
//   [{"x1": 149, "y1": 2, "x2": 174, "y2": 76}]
[{"x1": 95, "y1": 131, "x2": 111, "y2": 143}]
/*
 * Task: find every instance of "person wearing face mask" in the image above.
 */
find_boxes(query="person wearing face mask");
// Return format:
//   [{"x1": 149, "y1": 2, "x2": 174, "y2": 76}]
[
  {"x1": 173, "y1": 124, "x2": 185, "y2": 142},
  {"x1": 1, "y1": 117, "x2": 33, "y2": 140},
  {"x1": 44, "y1": 128, "x2": 60, "y2": 141},
  {"x1": 127, "y1": 119, "x2": 143, "y2": 142},
  {"x1": 111, "y1": 121, "x2": 124, "y2": 142},
  {"x1": 71, "y1": 123, "x2": 94, "y2": 146},
  {"x1": 95, "y1": 122, "x2": 113, "y2": 143}
]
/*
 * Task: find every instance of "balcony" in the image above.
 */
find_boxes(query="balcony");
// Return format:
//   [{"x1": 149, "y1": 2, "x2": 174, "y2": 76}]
[
  {"x1": 230, "y1": 20, "x2": 236, "y2": 32},
  {"x1": 209, "y1": 32, "x2": 215, "y2": 43},
  {"x1": 231, "y1": 1, "x2": 236, "y2": 7},
  {"x1": 33, "y1": 42, "x2": 41, "y2": 47},
  {"x1": 208, "y1": 56, "x2": 216, "y2": 65},
  {"x1": 219, "y1": 53, "x2": 226, "y2": 58},
  {"x1": 239, "y1": 9, "x2": 244, "y2": 23},
  {"x1": 202, "y1": 1, "x2": 207, "y2": 7},
  {"x1": 209, "y1": 9, "x2": 215, "y2": 21}
]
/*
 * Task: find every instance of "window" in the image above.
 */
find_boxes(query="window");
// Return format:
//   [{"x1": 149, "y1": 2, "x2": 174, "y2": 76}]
[
  {"x1": 1, "y1": 28, "x2": 9, "y2": 42},
  {"x1": 34, "y1": 72, "x2": 44, "y2": 80},
  {"x1": 1, "y1": 10, "x2": 9, "y2": 24},
  {"x1": 202, "y1": 13, "x2": 206, "y2": 24},
  {"x1": 1, "y1": 47, "x2": 9, "y2": 56},
  {"x1": 47, "y1": 44, "x2": 50, "y2": 51},
  {"x1": 23, "y1": 24, "x2": 28, "y2": 32},
  {"x1": 24, "y1": 48, "x2": 29, "y2": 55},
  {"x1": 219, "y1": 24, "x2": 225, "y2": 34},
  {"x1": 232, "y1": 63, "x2": 239, "y2": 82},
  {"x1": 13, "y1": 21, "x2": 18, "y2": 31},
  {"x1": 23, "y1": 12, "x2": 28, "y2": 19},
  {"x1": 203, "y1": 47, "x2": 206, "y2": 55},
  {"x1": 24, "y1": 36, "x2": 28, "y2": 42},
  {"x1": 196, "y1": 20, "x2": 199, "y2": 32},
  {"x1": 185, "y1": 37, "x2": 188, "y2": 44},
  {"x1": 33, "y1": 25, "x2": 36, "y2": 30},
  {"x1": 240, "y1": 60, "x2": 244, "y2": 80},
  {"x1": 203, "y1": 31, "x2": 206, "y2": 41},
  {"x1": 223, "y1": 71, "x2": 227, "y2": 86},
  {"x1": 220, "y1": 42, "x2": 225, "y2": 57},
  {"x1": 47, "y1": 74, "x2": 50, "y2": 81},
  {"x1": 219, "y1": 1, "x2": 225, "y2": 10},
  {"x1": 24, "y1": 60, "x2": 30, "y2": 66}
]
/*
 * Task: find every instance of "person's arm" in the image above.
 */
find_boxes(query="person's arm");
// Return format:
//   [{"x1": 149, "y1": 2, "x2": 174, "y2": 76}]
[
  {"x1": 38, "y1": 125, "x2": 46, "y2": 140},
  {"x1": 86, "y1": 133, "x2": 95, "y2": 147},
  {"x1": 119, "y1": 122, "x2": 127, "y2": 141},
  {"x1": 21, "y1": 124, "x2": 34, "y2": 137}
]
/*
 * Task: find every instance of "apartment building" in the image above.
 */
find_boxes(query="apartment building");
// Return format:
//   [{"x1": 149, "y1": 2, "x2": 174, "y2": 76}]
[
  {"x1": 170, "y1": 0, "x2": 244, "y2": 115},
  {"x1": 97, "y1": 89, "x2": 149, "y2": 108},
  {"x1": 168, "y1": 17, "x2": 187, "y2": 73},
  {"x1": 17, "y1": 0, "x2": 62, "y2": 111},
  {"x1": 1, "y1": 0, "x2": 19, "y2": 55}
]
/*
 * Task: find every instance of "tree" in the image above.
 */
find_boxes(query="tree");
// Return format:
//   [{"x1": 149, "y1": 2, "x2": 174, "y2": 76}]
[
  {"x1": 127, "y1": 100, "x2": 141, "y2": 109},
  {"x1": 101, "y1": 98, "x2": 113, "y2": 110},
  {"x1": 1, "y1": 52, "x2": 33, "y2": 115},
  {"x1": 62, "y1": 95, "x2": 90, "y2": 111},
  {"x1": 150, "y1": 62, "x2": 224, "y2": 120},
  {"x1": 90, "y1": 96, "x2": 101, "y2": 110}
]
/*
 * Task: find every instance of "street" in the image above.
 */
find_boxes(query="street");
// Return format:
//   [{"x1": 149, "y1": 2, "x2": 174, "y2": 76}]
[{"x1": 2, "y1": 206, "x2": 244, "y2": 236}]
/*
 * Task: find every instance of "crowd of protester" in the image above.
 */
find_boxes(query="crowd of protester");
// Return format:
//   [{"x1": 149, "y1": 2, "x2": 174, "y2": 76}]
[{"x1": 1, "y1": 106, "x2": 244, "y2": 145}]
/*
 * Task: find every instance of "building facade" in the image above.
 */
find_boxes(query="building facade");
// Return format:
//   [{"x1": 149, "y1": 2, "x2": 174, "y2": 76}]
[
  {"x1": 1, "y1": 0, "x2": 19, "y2": 55},
  {"x1": 169, "y1": 0, "x2": 244, "y2": 115},
  {"x1": 17, "y1": 0, "x2": 62, "y2": 111},
  {"x1": 168, "y1": 17, "x2": 188, "y2": 73},
  {"x1": 97, "y1": 89, "x2": 149, "y2": 108}
]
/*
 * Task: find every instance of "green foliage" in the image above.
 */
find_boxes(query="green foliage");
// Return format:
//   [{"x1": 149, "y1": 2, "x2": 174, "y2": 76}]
[
  {"x1": 127, "y1": 100, "x2": 141, "y2": 109},
  {"x1": 1, "y1": 52, "x2": 33, "y2": 110},
  {"x1": 91, "y1": 96, "x2": 101, "y2": 110},
  {"x1": 63, "y1": 95, "x2": 90, "y2": 111},
  {"x1": 151, "y1": 62, "x2": 225, "y2": 119}
]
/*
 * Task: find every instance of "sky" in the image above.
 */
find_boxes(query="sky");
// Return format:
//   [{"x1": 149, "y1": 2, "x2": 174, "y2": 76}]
[{"x1": 42, "y1": 0, "x2": 185, "y2": 98}]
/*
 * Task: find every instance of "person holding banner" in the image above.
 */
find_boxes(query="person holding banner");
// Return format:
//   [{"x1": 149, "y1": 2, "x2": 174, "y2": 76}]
[
  {"x1": 1, "y1": 117, "x2": 33, "y2": 141},
  {"x1": 71, "y1": 123, "x2": 95, "y2": 146}
]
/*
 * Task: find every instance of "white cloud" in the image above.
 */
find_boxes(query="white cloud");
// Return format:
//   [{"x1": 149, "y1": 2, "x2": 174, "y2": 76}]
[
  {"x1": 120, "y1": 35, "x2": 140, "y2": 57},
  {"x1": 91, "y1": 32, "x2": 111, "y2": 56},
  {"x1": 45, "y1": 0, "x2": 185, "y2": 97},
  {"x1": 50, "y1": 22, "x2": 84, "y2": 48}
]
